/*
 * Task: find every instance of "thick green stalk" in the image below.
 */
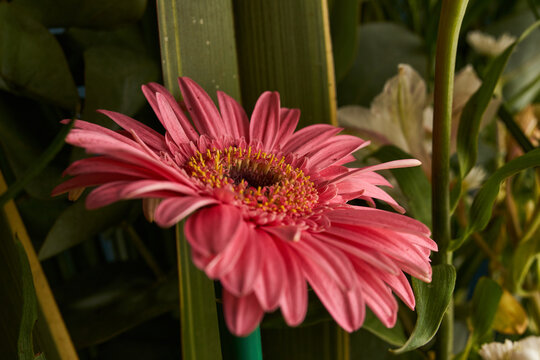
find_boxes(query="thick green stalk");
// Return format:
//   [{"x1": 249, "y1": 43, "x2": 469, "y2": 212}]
[{"x1": 432, "y1": 0, "x2": 468, "y2": 359}]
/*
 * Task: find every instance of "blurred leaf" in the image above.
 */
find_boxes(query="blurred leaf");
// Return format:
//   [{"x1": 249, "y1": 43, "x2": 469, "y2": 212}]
[
  {"x1": 457, "y1": 20, "x2": 540, "y2": 179},
  {"x1": 512, "y1": 228, "x2": 540, "y2": 295},
  {"x1": 59, "y1": 263, "x2": 178, "y2": 349},
  {"x1": 370, "y1": 145, "x2": 432, "y2": 228},
  {"x1": 470, "y1": 278, "x2": 502, "y2": 341},
  {"x1": 498, "y1": 104, "x2": 535, "y2": 153},
  {"x1": 492, "y1": 290, "x2": 528, "y2": 335},
  {"x1": 175, "y1": 224, "x2": 222, "y2": 360},
  {"x1": 67, "y1": 26, "x2": 148, "y2": 54},
  {"x1": 363, "y1": 309, "x2": 407, "y2": 347},
  {"x1": 0, "y1": 3, "x2": 78, "y2": 109},
  {"x1": 330, "y1": 0, "x2": 361, "y2": 82},
  {"x1": 16, "y1": 238, "x2": 39, "y2": 360},
  {"x1": 0, "y1": 120, "x2": 73, "y2": 208},
  {"x1": 450, "y1": 149, "x2": 540, "y2": 251},
  {"x1": 234, "y1": 0, "x2": 337, "y2": 126},
  {"x1": 486, "y1": 11, "x2": 540, "y2": 112},
  {"x1": 392, "y1": 264, "x2": 456, "y2": 354},
  {"x1": 350, "y1": 329, "x2": 422, "y2": 360},
  {"x1": 156, "y1": 0, "x2": 241, "y2": 100},
  {"x1": 39, "y1": 199, "x2": 131, "y2": 260},
  {"x1": 82, "y1": 46, "x2": 160, "y2": 127},
  {"x1": 12, "y1": 0, "x2": 147, "y2": 29},
  {"x1": 0, "y1": 171, "x2": 79, "y2": 360},
  {"x1": 338, "y1": 22, "x2": 427, "y2": 107}
]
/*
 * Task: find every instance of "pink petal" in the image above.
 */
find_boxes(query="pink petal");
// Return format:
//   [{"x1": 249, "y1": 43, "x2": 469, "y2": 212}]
[
  {"x1": 184, "y1": 204, "x2": 243, "y2": 256},
  {"x1": 329, "y1": 159, "x2": 422, "y2": 184},
  {"x1": 178, "y1": 77, "x2": 225, "y2": 139},
  {"x1": 203, "y1": 221, "x2": 249, "y2": 279},
  {"x1": 327, "y1": 207, "x2": 431, "y2": 236},
  {"x1": 275, "y1": 108, "x2": 300, "y2": 147},
  {"x1": 97, "y1": 110, "x2": 167, "y2": 151},
  {"x1": 118, "y1": 180, "x2": 196, "y2": 199},
  {"x1": 292, "y1": 235, "x2": 356, "y2": 291},
  {"x1": 217, "y1": 91, "x2": 249, "y2": 139},
  {"x1": 154, "y1": 197, "x2": 218, "y2": 228},
  {"x1": 306, "y1": 135, "x2": 368, "y2": 170},
  {"x1": 253, "y1": 234, "x2": 286, "y2": 311},
  {"x1": 52, "y1": 173, "x2": 137, "y2": 196},
  {"x1": 379, "y1": 271, "x2": 415, "y2": 310},
  {"x1": 86, "y1": 181, "x2": 132, "y2": 209},
  {"x1": 299, "y1": 252, "x2": 365, "y2": 332},
  {"x1": 249, "y1": 92, "x2": 281, "y2": 151},
  {"x1": 281, "y1": 124, "x2": 342, "y2": 156},
  {"x1": 156, "y1": 93, "x2": 191, "y2": 145},
  {"x1": 142, "y1": 83, "x2": 199, "y2": 142},
  {"x1": 221, "y1": 226, "x2": 263, "y2": 296},
  {"x1": 275, "y1": 242, "x2": 308, "y2": 326},
  {"x1": 263, "y1": 225, "x2": 302, "y2": 242},
  {"x1": 223, "y1": 290, "x2": 264, "y2": 337},
  {"x1": 64, "y1": 157, "x2": 155, "y2": 178}
]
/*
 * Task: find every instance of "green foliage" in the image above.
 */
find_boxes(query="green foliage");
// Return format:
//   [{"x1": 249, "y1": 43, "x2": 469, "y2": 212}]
[{"x1": 393, "y1": 264, "x2": 457, "y2": 354}]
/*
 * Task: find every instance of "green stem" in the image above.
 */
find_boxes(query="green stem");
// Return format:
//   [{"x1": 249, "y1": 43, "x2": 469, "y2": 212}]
[{"x1": 432, "y1": 0, "x2": 469, "y2": 359}]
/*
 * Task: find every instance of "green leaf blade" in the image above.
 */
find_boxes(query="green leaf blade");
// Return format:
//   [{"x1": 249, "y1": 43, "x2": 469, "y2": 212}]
[{"x1": 392, "y1": 264, "x2": 456, "y2": 354}]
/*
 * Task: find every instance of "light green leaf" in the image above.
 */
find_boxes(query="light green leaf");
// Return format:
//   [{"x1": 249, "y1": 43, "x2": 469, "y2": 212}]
[
  {"x1": 470, "y1": 278, "x2": 502, "y2": 341},
  {"x1": 457, "y1": 20, "x2": 540, "y2": 179},
  {"x1": 39, "y1": 199, "x2": 131, "y2": 260},
  {"x1": 363, "y1": 309, "x2": 407, "y2": 347},
  {"x1": 234, "y1": 0, "x2": 337, "y2": 126},
  {"x1": 12, "y1": 0, "x2": 147, "y2": 29},
  {"x1": 512, "y1": 228, "x2": 540, "y2": 295},
  {"x1": 0, "y1": 121, "x2": 73, "y2": 208},
  {"x1": 0, "y1": 3, "x2": 78, "y2": 109},
  {"x1": 338, "y1": 22, "x2": 427, "y2": 107},
  {"x1": 392, "y1": 264, "x2": 456, "y2": 354},
  {"x1": 176, "y1": 224, "x2": 222, "y2": 360},
  {"x1": 450, "y1": 148, "x2": 540, "y2": 251},
  {"x1": 370, "y1": 145, "x2": 431, "y2": 228},
  {"x1": 330, "y1": 0, "x2": 361, "y2": 82}
]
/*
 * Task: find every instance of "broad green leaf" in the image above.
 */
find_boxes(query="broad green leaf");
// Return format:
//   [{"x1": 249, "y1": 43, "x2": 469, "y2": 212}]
[
  {"x1": 39, "y1": 199, "x2": 132, "y2": 260},
  {"x1": 176, "y1": 224, "x2": 222, "y2": 360},
  {"x1": 392, "y1": 264, "x2": 456, "y2": 354},
  {"x1": 16, "y1": 238, "x2": 39, "y2": 360},
  {"x1": 156, "y1": 0, "x2": 241, "y2": 100},
  {"x1": 83, "y1": 46, "x2": 161, "y2": 127},
  {"x1": 330, "y1": 0, "x2": 361, "y2": 82},
  {"x1": 234, "y1": 0, "x2": 337, "y2": 126},
  {"x1": 363, "y1": 309, "x2": 407, "y2": 347},
  {"x1": 12, "y1": 0, "x2": 147, "y2": 29},
  {"x1": 470, "y1": 278, "x2": 502, "y2": 341},
  {"x1": 338, "y1": 23, "x2": 427, "y2": 107},
  {"x1": 370, "y1": 145, "x2": 432, "y2": 228},
  {"x1": 450, "y1": 148, "x2": 540, "y2": 251},
  {"x1": 0, "y1": 3, "x2": 78, "y2": 109},
  {"x1": 0, "y1": 120, "x2": 73, "y2": 208},
  {"x1": 456, "y1": 20, "x2": 540, "y2": 179}
]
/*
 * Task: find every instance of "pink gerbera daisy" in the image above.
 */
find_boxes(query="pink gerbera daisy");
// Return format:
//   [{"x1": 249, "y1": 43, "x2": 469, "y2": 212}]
[{"x1": 53, "y1": 77, "x2": 437, "y2": 336}]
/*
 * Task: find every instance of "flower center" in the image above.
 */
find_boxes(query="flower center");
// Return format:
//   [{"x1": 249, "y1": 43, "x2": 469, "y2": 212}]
[{"x1": 184, "y1": 146, "x2": 319, "y2": 216}]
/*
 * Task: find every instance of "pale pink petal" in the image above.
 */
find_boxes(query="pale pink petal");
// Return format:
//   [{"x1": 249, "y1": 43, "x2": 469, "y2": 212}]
[
  {"x1": 253, "y1": 234, "x2": 286, "y2": 311},
  {"x1": 184, "y1": 204, "x2": 243, "y2": 256},
  {"x1": 154, "y1": 197, "x2": 218, "y2": 228},
  {"x1": 98, "y1": 110, "x2": 167, "y2": 151},
  {"x1": 249, "y1": 91, "x2": 280, "y2": 151},
  {"x1": 178, "y1": 77, "x2": 225, "y2": 138},
  {"x1": 223, "y1": 291, "x2": 264, "y2": 337},
  {"x1": 217, "y1": 91, "x2": 249, "y2": 139}
]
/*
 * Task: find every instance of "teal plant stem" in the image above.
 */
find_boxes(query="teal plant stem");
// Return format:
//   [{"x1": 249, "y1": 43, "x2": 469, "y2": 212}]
[{"x1": 432, "y1": 0, "x2": 469, "y2": 359}]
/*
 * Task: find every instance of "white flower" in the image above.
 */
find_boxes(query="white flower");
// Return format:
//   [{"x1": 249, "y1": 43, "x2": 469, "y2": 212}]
[
  {"x1": 467, "y1": 30, "x2": 516, "y2": 57},
  {"x1": 479, "y1": 336, "x2": 540, "y2": 360}
]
